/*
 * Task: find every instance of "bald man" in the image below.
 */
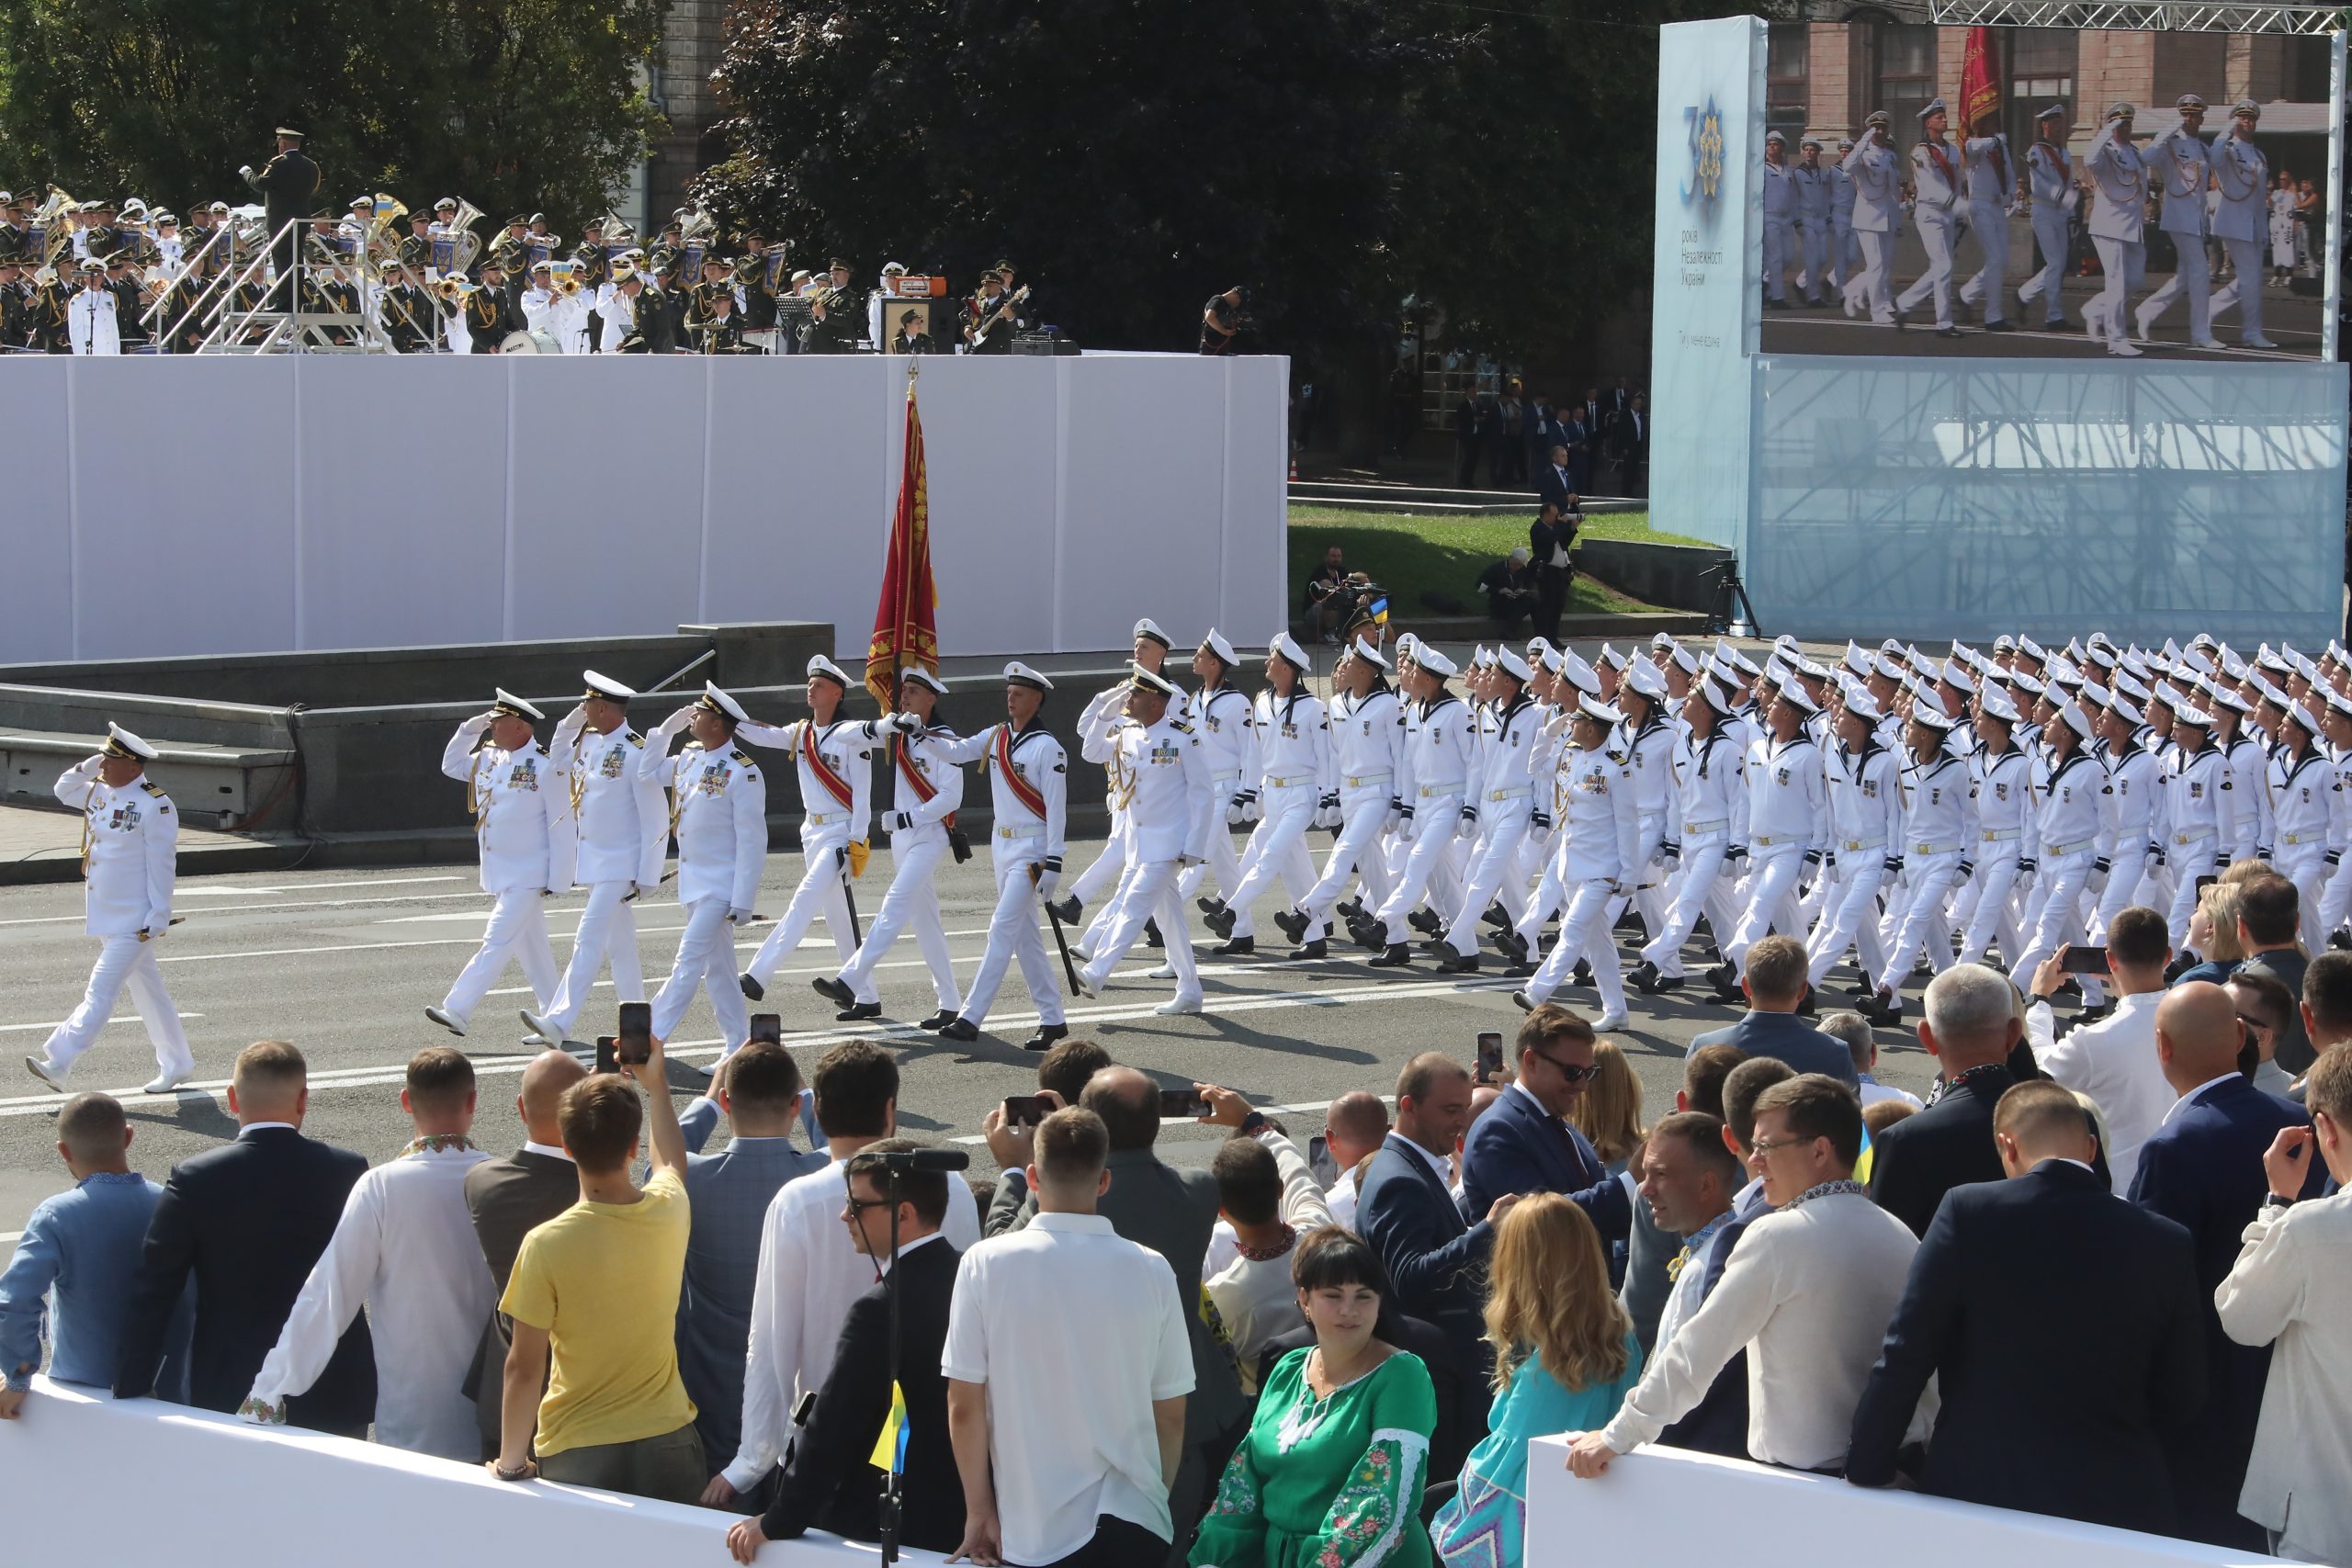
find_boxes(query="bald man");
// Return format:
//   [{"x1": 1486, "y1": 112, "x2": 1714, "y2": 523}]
[
  {"x1": 461, "y1": 1048, "x2": 590, "y2": 1456},
  {"x1": 2132, "y1": 981, "x2": 2322, "y2": 1551}
]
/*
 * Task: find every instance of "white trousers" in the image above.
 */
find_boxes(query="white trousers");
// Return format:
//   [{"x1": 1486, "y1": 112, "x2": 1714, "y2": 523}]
[
  {"x1": 1762, "y1": 218, "x2": 1796, "y2": 300},
  {"x1": 650, "y1": 896, "x2": 752, "y2": 1049},
  {"x1": 2087, "y1": 235, "x2": 2143, "y2": 343},
  {"x1": 543, "y1": 879, "x2": 646, "y2": 1037},
  {"x1": 960, "y1": 849, "x2": 1066, "y2": 1028},
  {"x1": 1833, "y1": 223, "x2": 1860, "y2": 289},
  {"x1": 2208, "y1": 236, "x2": 2269, "y2": 344},
  {"x1": 2019, "y1": 209, "x2": 2073, "y2": 322},
  {"x1": 1957, "y1": 201, "x2": 2009, "y2": 321},
  {"x1": 1804, "y1": 856, "x2": 1891, "y2": 987},
  {"x1": 1527, "y1": 877, "x2": 1626, "y2": 1017},
  {"x1": 1223, "y1": 784, "x2": 1319, "y2": 938},
  {"x1": 744, "y1": 829, "x2": 856, "y2": 985},
  {"x1": 1875, "y1": 854, "x2": 1962, "y2": 994},
  {"x1": 2165, "y1": 839, "x2": 2222, "y2": 949},
  {"x1": 1302, "y1": 787, "x2": 1394, "y2": 925},
  {"x1": 1795, "y1": 217, "x2": 1829, "y2": 299},
  {"x1": 1638, "y1": 840, "x2": 1740, "y2": 978},
  {"x1": 42, "y1": 931, "x2": 194, "y2": 1077},
  {"x1": 1375, "y1": 795, "x2": 1464, "y2": 945},
  {"x1": 1080, "y1": 858, "x2": 1201, "y2": 1001},
  {"x1": 1846, "y1": 230, "x2": 1896, "y2": 321},
  {"x1": 442, "y1": 886, "x2": 560, "y2": 1025},
  {"x1": 838, "y1": 831, "x2": 960, "y2": 1010},
  {"x1": 2010, "y1": 850, "x2": 2097, "y2": 983},
  {"x1": 1957, "y1": 851, "x2": 2025, "y2": 967},
  {"x1": 2138, "y1": 232, "x2": 2212, "y2": 341},
  {"x1": 1725, "y1": 844, "x2": 1808, "y2": 967},
  {"x1": 1442, "y1": 805, "x2": 1532, "y2": 955},
  {"x1": 1175, "y1": 779, "x2": 1247, "y2": 904},
  {"x1": 1897, "y1": 208, "x2": 1959, "y2": 325},
  {"x1": 2272, "y1": 842, "x2": 2332, "y2": 953}
]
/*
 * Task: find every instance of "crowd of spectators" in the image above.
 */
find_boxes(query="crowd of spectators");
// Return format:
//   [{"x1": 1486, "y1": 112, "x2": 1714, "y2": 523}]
[
  {"x1": 1451, "y1": 380, "x2": 1647, "y2": 498},
  {"x1": 4, "y1": 886, "x2": 2352, "y2": 1568}
]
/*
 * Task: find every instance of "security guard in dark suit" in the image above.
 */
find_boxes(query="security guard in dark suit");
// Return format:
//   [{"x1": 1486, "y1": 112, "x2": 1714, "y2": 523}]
[{"x1": 240, "y1": 127, "x2": 320, "y2": 305}]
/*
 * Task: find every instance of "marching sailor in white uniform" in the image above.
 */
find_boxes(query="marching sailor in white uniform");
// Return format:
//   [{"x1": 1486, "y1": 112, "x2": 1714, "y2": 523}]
[
  {"x1": 2135, "y1": 95, "x2": 2222, "y2": 349},
  {"x1": 2207, "y1": 100, "x2": 2278, "y2": 348},
  {"x1": 934, "y1": 664, "x2": 1071, "y2": 1052},
  {"x1": 816, "y1": 668, "x2": 967, "y2": 1028},
  {"x1": 425, "y1": 692, "x2": 565, "y2": 1040},
  {"x1": 1203, "y1": 634, "x2": 1333, "y2": 955},
  {"x1": 1280, "y1": 637, "x2": 1403, "y2": 960},
  {"x1": 737, "y1": 656, "x2": 875, "y2": 1001},
  {"x1": 2017, "y1": 104, "x2": 2079, "y2": 328},
  {"x1": 1894, "y1": 97, "x2": 1964, "y2": 336},
  {"x1": 26, "y1": 725, "x2": 197, "y2": 1095},
  {"x1": 1075, "y1": 663, "x2": 1216, "y2": 1014},
  {"x1": 520, "y1": 671, "x2": 668, "y2": 1046},
  {"x1": 641, "y1": 683, "x2": 766, "y2": 1069},
  {"x1": 1841, "y1": 110, "x2": 1902, "y2": 323},
  {"x1": 2085, "y1": 103, "x2": 2149, "y2": 355}
]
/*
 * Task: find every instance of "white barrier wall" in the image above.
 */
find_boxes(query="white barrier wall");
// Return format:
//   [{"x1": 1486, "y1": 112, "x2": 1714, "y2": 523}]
[
  {"x1": 0, "y1": 351, "x2": 1290, "y2": 665},
  {"x1": 1524, "y1": 1436, "x2": 2290, "y2": 1568},
  {"x1": 6, "y1": 1378, "x2": 946, "y2": 1565}
]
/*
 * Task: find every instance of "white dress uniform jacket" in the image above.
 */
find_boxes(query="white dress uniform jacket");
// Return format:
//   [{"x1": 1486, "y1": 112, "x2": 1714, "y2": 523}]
[
  {"x1": 442, "y1": 716, "x2": 563, "y2": 894},
  {"x1": 56, "y1": 755, "x2": 175, "y2": 936},
  {"x1": 548, "y1": 718, "x2": 668, "y2": 891}
]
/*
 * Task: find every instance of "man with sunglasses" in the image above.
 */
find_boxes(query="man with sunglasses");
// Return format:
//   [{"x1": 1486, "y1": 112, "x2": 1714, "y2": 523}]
[{"x1": 1457, "y1": 1005, "x2": 1634, "y2": 1243}]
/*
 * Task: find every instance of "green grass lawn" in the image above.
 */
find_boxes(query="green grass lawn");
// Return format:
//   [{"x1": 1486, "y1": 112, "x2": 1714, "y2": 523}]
[{"x1": 1288, "y1": 506, "x2": 1702, "y2": 618}]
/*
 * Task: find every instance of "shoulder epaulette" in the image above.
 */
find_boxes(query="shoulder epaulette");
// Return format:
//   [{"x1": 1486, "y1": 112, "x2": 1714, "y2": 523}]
[
  {"x1": 628, "y1": 732, "x2": 645, "y2": 748},
  {"x1": 730, "y1": 748, "x2": 752, "y2": 765},
  {"x1": 1171, "y1": 720, "x2": 1193, "y2": 735},
  {"x1": 141, "y1": 781, "x2": 165, "y2": 796}
]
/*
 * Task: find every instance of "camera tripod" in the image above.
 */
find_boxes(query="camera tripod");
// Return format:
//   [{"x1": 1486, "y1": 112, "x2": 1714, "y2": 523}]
[{"x1": 1701, "y1": 559, "x2": 1760, "y2": 638}]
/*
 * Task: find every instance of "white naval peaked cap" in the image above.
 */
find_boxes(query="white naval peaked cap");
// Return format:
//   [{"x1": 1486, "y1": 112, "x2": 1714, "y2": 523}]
[
  {"x1": 1979, "y1": 685, "x2": 2020, "y2": 725},
  {"x1": 2113, "y1": 671, "x2": 2152, "y2": 703},
  {"x1": 1472, "y1": 645, "x2": 1491, "y2": 669},
  {"x1": 1650, "y1": 631, "x2": 1676, "y2": 650},
  {"x1": 1416, "y1": 646, "x2": 1460, "y2": 679},
  {"x1": 1843, "y1": 641, "x2": 1872, "y2": 676},
  {"x1": 2289, "y1": 696, "x2": 2325, "y2": 734},
  {"x1": 2205, "y1": 680, "x2": 2252, "y2": 715},
  {"x1": 2252, "y1": 674, "x2": 2291, "y2": 707},
  {"x1": 2173, "y1": 700, "x2": 2213, "y2": 728},
  {"x1": 1772, "y1": 634, "x2": 1801, "y2": 659},
  {"x1": 1793, "y1": 657, "x2": 1831, "y2": 682},
  {"x1": 1132, "y1": 617, "x2": 1172, "y2": 650},
  {"x1": 2160, "y1": 637, "x2": 2183, "y2": 662},
  {"x1": 2325, "y1": 687, "x2": 2352, "y2": 720},
  {"x1": 1911, "y1": 703, "x2": 1960, "y2": 732},
  {"x1": 2010, "y1": 671, "x2": 2047, "y2": 699},
  {"x1": 1576, "y1": 692, "x2": 1625, "y2": 726},
  {"x1": 1002, "y1": 661, "x2": 1054, "y2": 692},
  {"x1": 1951, "y1": 640, "x2": 1981, "y2": 669},
  {"x1": 2085, "y1": 644, "x2": 2119, "y2": 671},
  {"x1": 806, "y1": 654, "x2": 852, "y2": 688},
  {"x1": 2291, "y1": 649, "x2": 2323, "y2": 682},
  {"x1": 1727, "y1": 645, "x2": 1762, "y2": 677},
  {"x1": 2059, "y1": 701, "x2": 2098, "y2": 741},
  {"x1": 897, "y1": 666, "x2": 949, "y2": 695},
  {"x1": 1695, "y1": 675, "x2": 1731, "y2": 712},
  {"x1": 1495, "y1": 647, "x2": 1533, "y2": 683},
  {"x1": 1623, "y1": 659, "x2": 1668, "y2": 701},
  {"x1": 1939, "y1": 658, "x2": 1977, "y2": 696},
  {"x1": 2080, "y1": 679, "x2": 2112, "y2": 708},
  {"x1": 2219, "y1": 648, "x2": 2248, "y2": 680},
  {"x1": 2182, "y1": 648, "x2": 2214, "y2": 675},
  {"x1": 1540, "y1": 647, "x2": 1566, "y2": 675},
  {"x1": 1129, "y1": 662, "x2": 1182, "y2": 699},
  {"x1": 1872, "y1": 651, "x2": 1907, "y2": 680},
  {"x1": 2018, "y1": 637, "x2": 2046, "y2": 661},
  {"x1": 1269, "y1": 631, "x2": 1312, "y2": 673},
  {"x1": 1668, "y1": 642, "x2": 1700, "y2": 674},
  {"x1": 1395, "y1": 631, "x2": 1421, "y2": 659},
  {"x1": 1843, "y1": 685, "x2": 1884, "y2": 723},
  {"x1": 698, "y1": 681, "x2": 751, "y2": 724},
  {"x1": 1993, "y1": 635, "x2": 2017, "y2": 655},
  {"x1": 2107, "y1": 694, "x2": 2143, "y2": 726},
  {"x1": 1198, "y1": 628, "x2": 1239, "y2": 665},
  {"x1": 1597, "y1": 643, "x2": 1629, "y2": 671},
  {"x1": 2191, "y1": 632, "x2": 2220, "y2": 654},
  {"x1": 1906, "y1": 647, "x2": 1939, "y2": 679},
  {"x1": 1773, "y1": 682, "x2": 1819, "y2": 716},
  {"x1": 491, "y1": 688, "x2": 546, "y2": 720},
  {"x1": 104, "y1": 721, "x2": 158, "y2": 761},
  {"x1": 1351, "y1": 635, "x2": 1392, "y2": 671},
  {"x1": 1560, "y1": 650, "x2": 1600, "y2": 696},
  {"x1": 1527, "y1": 636, "x2": 1554, "y2": 661},
  {"x1": 1919, "y1": 96, "x2": 1949, "y2": 120},
  {"x1": 582, "y1": 670, "x2": 637, "y2": 702}
]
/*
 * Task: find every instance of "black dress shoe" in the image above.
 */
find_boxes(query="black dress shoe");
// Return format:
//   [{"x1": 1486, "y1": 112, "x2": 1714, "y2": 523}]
[
  {"x1": 1350, "y1": 921, "x2": 1389, "y2": 953},
  {"x1": 1145, "y1": 917, "x2": 1165, "y2": 949},
  {"x1": 2043, "y1": 317, "x2": 2078, "y2": 333},
  {"x1": 835, "y1": 1003, "x2": 883, "y2": 1021},
  {"x1": 1337, "y1": 897, "x2": 1365, "y2": 922},
  {"x1": 1046, "y1": 894, "x2": 1081, "y2": 925},
  {"x1": 1204, "y1": 906, "x2": 1237, "y2": 939},
  {"x1": 1408, "y1": 908, "x2": 1442, "y2": 936},
  {"x1": 1273, "y1": 908, "x2": 1310, "y2": 943},
  {"x1": 739, "y1": 973, "x2": 765, "y2": 1001},
  {"x1": 917, "y1": 1010, "x2": 957, "y2": 1032},
  {"x1": 1196, "y1": 897, "x2": 1226, "y2": 919},
  {"x1": 810, "y1": 976, "x2": 854, "y2": 1008},
  {"x1": 1571, "y1": 959, "x2": 1593, "y2": 988},
  {"x1": 1935, "y1": 325, "x2": 1961, "y2": 338},
  {"x1": 1652, "y1": 974, "x2": 1686, "y2": 993},
  {"x1": 1506, "y1": 962, "x2": 1538, "y2": 978},
  {"x1": 1482, "y1": 902, "x2": 1511, "y2": 931},
  {"x1": 1984, "y1": 319, "x2": 2016, "y2": 332},
  {"x1": 1367, "y1": 943, "x2": 1413, "y2": 968},
  {"x1": 1893, "y1": 309, "x2": 1909, "y2": 331},
  {"x1": 1704, "y1": 962, "x2": 1742, "y2": 1001},
  {"x1": 1289, "y1": 939, "x2": 1329, "y2": 961},
  {"x1": 1212, "y1": 936, "x2": 1255, "y2": 957},
  {"x1": 1860, "y1": 987, "x2": 1903, "y2": 1027},
  {"x1": 1433, "y1": 942, "x2": 1478, "y2": 975},
  {"x1": 937, "y1": 1017, "x2": 979, "y2": 1042},
  {"x1": 1495, "y1": 930, "x2": 1529, "y2": 966},
  {"x1": 1627, "y1": 959, "x2": 1662, "y2": 994},
  {"x1": 1795, "y1": 987, "x2": 1817, "y2": 1019},
  {"x1": 1022, "y1": 1024, "x2": 1070, "y2": 1052}
]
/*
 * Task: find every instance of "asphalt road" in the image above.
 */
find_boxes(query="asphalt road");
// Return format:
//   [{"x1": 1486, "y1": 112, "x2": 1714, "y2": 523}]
[{"x1": 0, "y1": 837, "x2": 1951, "y2": 1247}]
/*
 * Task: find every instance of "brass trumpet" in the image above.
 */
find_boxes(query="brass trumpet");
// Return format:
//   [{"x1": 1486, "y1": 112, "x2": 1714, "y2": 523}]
[
  {"x1": 554, "y1": 266, "x2": 583, "y2": 298},
  {"x1": 435, "y1": 274, "x2": 479, "y2": 301}
]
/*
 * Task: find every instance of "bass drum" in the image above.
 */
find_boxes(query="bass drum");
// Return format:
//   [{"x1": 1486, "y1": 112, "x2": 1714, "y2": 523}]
[{"x1": 500, "y1": 330, "x2": 562, "y2": 355}]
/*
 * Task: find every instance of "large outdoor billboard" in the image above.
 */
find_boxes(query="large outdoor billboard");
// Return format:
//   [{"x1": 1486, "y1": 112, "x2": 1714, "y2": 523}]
[{"x1": 1753, "y1": 22, "x2": 2343, "y2": 362}]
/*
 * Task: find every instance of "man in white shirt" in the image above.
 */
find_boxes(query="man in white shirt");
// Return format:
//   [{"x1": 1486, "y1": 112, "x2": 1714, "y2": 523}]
[
  {"x1": 1320, "y1": 1090, "x2": 1391, "y2": 1233},
  {"x1": 2218, "y1": 1043, "x2": 2352, "y2": 1567},
  {"x1": 1568, "y1": 1073, "x2": 1927, "y2": 1476},
  {"x1": 240, "y1": 1048, "x2": 493, "y2": 1460},
  {"x1": 945, "y1": 1106, "x2": 1193, "y2": 1567},
  {"x1": 2021, "y1": 906, "x2": 2175, "y2": 1195},
  {"x1": 708, "y1": 1041, "x2": 980, "y2": 1506}
]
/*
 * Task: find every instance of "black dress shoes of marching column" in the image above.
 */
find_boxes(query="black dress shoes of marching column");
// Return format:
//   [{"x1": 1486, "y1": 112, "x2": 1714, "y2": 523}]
[
  {"x1": 1021, "y1": 1023, "x2": 1070, "y2": 1052},
  {"x1": 916, "y1": 1010, "x2": 957, "y2": 1032},
  {"x1": 739, "y1": 973, "x2": 765, "y2": 1001},
  {"x1": 810, "y1": 976, "x2": 854, "y2": 1008},
  {"x1": 1433, "y1": 942, "x2": 1479, "y2": 975},
  {"x1": 937, "y1": 1017, "x2": 980, "y2": 1042},
  {"x1": 1367, "y1": 943, "x2": 1413, "y2": 968}
]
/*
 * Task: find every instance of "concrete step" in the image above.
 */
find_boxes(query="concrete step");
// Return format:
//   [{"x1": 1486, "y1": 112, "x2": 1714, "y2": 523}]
[{"x1": 2, "y1": 728, "x2": 299, "y2": 833}]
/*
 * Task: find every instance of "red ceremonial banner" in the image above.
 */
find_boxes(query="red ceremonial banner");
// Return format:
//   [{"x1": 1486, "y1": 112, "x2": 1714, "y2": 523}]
[
  {"x1": 1959, "y1": 27, "x2": 2002, "y2": 136},
  {"x1": 865, "y1": 378, "x2": 940, "y2": 711}
]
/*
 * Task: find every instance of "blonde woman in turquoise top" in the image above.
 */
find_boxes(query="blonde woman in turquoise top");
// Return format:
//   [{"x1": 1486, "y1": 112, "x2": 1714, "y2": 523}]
[
  {"x1": 1430, "y1": 1193, "x2": 1645, "y2": 1566},
  {"x1": 1192, "y1": 1228, "x2": 1438, "y2": 1568}
]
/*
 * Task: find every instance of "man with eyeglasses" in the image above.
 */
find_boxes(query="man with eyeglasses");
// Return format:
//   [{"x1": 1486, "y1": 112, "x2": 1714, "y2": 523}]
[
  {"x1": 1568, "y1": 1073, "x2": 1923, "y2": 1479},
  {"x1": 1457, "y1": 1005, "x2": 1634, "y2": 1244}
]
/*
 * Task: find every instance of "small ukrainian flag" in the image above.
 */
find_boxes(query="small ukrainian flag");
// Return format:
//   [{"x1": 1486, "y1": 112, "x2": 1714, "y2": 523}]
[{"x1": 868, "y1": 1381, "x2": 910, "y2": 1472}]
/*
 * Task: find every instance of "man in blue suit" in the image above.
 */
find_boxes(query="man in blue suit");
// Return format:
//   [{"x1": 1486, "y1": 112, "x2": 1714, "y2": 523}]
[
  {"x1": 1358, "y1": 1051, "x2": 1521, "y2": 1450},
  {"x1": 1459, "y1": 1006, "x2": 1634, "y2": 1242},
  {"x1": 1848, "y1": 1079, "x2": 2205, "y2": 1530},
  {"x1": 2131, "y1": 982, "x2": 2324, "y2": 1550},
  {"x1": 1684, "y1": 936, "x2": 1860, "y2": 1089}
]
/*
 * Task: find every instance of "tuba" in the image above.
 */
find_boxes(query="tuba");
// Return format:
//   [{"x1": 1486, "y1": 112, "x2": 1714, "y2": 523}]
[
  {"x1": 34, "y1": 186, "x2": 76, "y2": 270},
  {"x1": 445, "y1": 198, "x2": 486, "y2": 275}
]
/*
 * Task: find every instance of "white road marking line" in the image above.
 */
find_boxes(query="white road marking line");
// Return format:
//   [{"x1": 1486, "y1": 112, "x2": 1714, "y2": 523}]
[
  {"x1": 0, "y1": 890, "x2": 502, "y2": 928},
  {"x1": 0, "y1": 1013, "x2": 202, "y2": 1034},
  {"x1": 0, "y1": 974, "x2": 1513, "y2": 1118},
  {"x1": 177, "y1": 875, "x2": 465, "y2": 896}
]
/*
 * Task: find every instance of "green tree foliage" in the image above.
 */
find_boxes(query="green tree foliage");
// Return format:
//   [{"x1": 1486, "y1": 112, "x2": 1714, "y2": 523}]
[{"x1": 0, "y1": 0, "x2": 665, "y2": 228}]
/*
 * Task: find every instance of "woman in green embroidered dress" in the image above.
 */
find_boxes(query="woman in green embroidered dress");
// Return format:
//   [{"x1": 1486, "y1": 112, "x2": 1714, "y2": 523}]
[{"x1": 1191, "y1": 1227, "x2": 1438, "y2": 1568}]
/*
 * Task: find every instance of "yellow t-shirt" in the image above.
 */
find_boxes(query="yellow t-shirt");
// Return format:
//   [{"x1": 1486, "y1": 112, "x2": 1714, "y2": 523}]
[{"x1": 501, "y1": 1166, "x2": 697, "y2": 1456}]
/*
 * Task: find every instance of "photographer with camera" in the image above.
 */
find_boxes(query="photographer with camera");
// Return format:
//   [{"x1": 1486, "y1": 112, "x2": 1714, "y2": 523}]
[
  {"x1": 1301, "y1": 545, "x2": 1351, "y2": 643},
  {"x1": 1200, "y1": 285, "x2": 1251, "y2": 355}
]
